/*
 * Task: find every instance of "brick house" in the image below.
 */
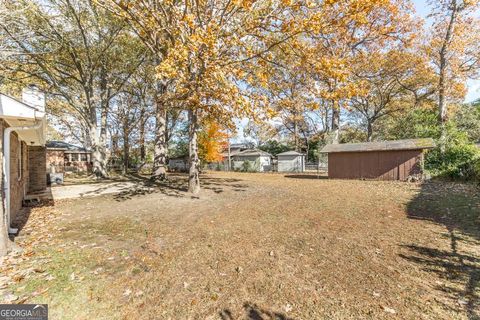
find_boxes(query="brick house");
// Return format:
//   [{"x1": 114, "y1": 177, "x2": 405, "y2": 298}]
[
  {"x1": 46, "y1": 140, "x2": 92, "y2": 174},
  {"x1": 0, "y1": 86, "x2": 47, "y2": 234}
]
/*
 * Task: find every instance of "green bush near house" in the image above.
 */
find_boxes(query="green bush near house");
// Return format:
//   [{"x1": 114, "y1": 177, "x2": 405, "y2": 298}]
[
  {"x1": 241, "y1": 160, "x2": 252, "y2": 172},
  {"x1": 378, "y1": 107, "x2": 480, "y2": 181},
  {"x1": 424, "y1": 124, "x2": 480, "y2": 181},
  {"x1": 426, "y1": 143, "x2": 480, "y2": 180}
]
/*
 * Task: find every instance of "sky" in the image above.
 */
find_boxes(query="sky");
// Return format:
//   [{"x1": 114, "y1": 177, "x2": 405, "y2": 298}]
[{"x1": 413, "y1": 0, "x2": 480, "y2": 102}]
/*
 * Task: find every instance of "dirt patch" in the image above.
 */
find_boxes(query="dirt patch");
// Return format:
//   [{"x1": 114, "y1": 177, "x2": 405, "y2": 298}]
[{"x1": 3, "y1": 172, "x2": 480, "y2": 319}]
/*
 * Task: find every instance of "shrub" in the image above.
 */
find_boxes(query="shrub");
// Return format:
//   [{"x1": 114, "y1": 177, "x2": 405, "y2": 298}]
[
  {"x1": 456, "y1": 157, "x2": 480, "y2": 181},
  {"x1": 426, "y1": 143, "x2": 480, "y2": 180},
  {"x1": 241, "y1": 161, "x2": 252, "y2": 172}
]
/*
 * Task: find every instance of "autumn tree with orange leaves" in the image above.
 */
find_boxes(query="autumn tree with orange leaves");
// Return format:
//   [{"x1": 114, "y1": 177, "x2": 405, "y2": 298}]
[
  {"x1": 198, "y1": 120, "x2": 228, "y2": 163},
  {"x1": 100, "y1": 0, "x2": 308, "y2": 194},
  {"x1": 298, "y1": 0, "x2": 417, "y2": 143},
  {"x1": 98, "y1": 0, "x2": 428, "y2": 193}
]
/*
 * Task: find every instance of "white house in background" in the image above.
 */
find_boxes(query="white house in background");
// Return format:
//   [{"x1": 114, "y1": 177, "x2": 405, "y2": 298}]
[
  {"x1": 0, "y1": 86, "x2": 47, "y2": 234},
  {"x1": 277, "y1": 151, "x2": 306, "y2": 173},
  {"x1": 232, "y1": 149, "x2": 272, "y2": 172}
]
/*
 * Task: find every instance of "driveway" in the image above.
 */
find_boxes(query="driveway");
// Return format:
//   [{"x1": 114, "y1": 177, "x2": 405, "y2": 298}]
[{"x1": 51, "y1": 181, "x2": 146, "y2": 199}]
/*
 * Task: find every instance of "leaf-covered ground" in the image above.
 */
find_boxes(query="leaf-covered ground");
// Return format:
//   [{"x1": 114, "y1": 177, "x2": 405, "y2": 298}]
[{"x1": 1, "y1": 172, "x2": 479, "y2": 319}]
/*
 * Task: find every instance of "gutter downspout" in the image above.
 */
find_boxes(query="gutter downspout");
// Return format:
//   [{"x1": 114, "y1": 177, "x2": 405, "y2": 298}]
[{"x1": 3, "y1": 120, "x2": 43, "y2": 234}]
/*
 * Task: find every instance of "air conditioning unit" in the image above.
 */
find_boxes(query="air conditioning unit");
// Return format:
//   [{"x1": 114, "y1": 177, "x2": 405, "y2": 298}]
[{"x1": 48, "y1": 173, "x2": 64, "y2": 185}]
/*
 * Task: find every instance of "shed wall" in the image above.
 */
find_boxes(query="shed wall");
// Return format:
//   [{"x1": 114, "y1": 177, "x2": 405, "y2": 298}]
[
  {"x1": 328, "y1": 150, "x2": 423, "y2": 181},
  {"x1": 232, "y1": 156, "x2": 271, "y2": 172},
  {"x1": 278, "y1": 155, "x2": 305, "y2": 172}
]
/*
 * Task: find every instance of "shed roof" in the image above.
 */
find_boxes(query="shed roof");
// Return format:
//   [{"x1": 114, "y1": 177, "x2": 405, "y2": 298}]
[
  {"x1": 46, "y1": 140, "x2": 89, "y2": 152},
  {"x1": 320, "y1": 138, "x2": 435, "y2": 153},
  {"x1": 277, "y1": 150, "x2": 305, "y2": 156},
  {"x1": 234, "y1": 149, "x2": 272, "y2": 157}
]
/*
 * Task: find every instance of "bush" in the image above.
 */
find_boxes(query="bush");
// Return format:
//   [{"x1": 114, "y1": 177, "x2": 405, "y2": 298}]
[
  {"x1": 456, "y1": 157, "x2": 480, "y2": 181},
  {"x1": 426, "y1": 143, "x2": 480, "y2": 180},
  {"x1": 425, "y1": 123, "x2": 480, "y2": 180},
  {"x1": 241, "y1": 161, "x2": 252, "y2": 172}
]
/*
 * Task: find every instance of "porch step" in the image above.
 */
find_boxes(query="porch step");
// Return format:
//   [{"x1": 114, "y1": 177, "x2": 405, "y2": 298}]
[{"x1": 23, "y1": 188, "x2": 53, "y2": 206}]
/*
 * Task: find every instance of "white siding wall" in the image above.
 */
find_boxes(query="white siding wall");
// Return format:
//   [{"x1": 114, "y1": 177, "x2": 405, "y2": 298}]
[
  {"x1": 278, "y1": 155, "x2": 305, "y2": 172},
  {"x1": 232, "y1": 156, "x2": 271, "y2": 172}
]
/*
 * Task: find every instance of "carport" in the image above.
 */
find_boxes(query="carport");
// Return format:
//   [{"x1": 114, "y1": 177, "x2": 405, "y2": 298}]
[{"x1": 320, "y1": 138, "x2": 435, "y2": 181}]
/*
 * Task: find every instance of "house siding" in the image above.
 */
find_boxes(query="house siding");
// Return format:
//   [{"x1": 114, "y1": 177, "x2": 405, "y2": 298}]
[
  {"x1": 327, "y1": 150, "x2": 423, "y2": 181},
  {"x1": 9, "y1": 132, "x2": 29, "y2": 222},
  {"x1": 0, "y1": 119, "x2": 47, "y2": 224},
  {"x1": 46, "y1": 149, "x2": 91, "y2": 173},
  {"x1": 29, "y1": 146, "x2": 47, "y2": 192},
  {"x1": 232, "y1": 155, "x2": 271, "y2": 172},
  {"x1": 278, "y1": 155, "x2": 305, "y2": 172}
]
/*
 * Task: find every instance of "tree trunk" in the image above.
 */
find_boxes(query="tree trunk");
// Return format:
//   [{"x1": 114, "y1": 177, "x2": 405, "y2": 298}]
[
  {"x1": 89, "y1": 121, "x2": 109, "y2": 178},
  {"x1": 123, "y1": 131, "x2": 129, "y2": 175},
  {"x1": 139, "y1": 109, "x2": 146, "y2": 163},
  {"x1": 367, "y1": 121, "x2": 373, "y2": 142},
  {"x1": 438, "y1": 0, "x2": 458, "y2": 153},
  {"x1": 188, "y1": 109, "x2": 200, "y2": 195},
  {"x1": 99, "y1": 63, "x2": 110, "y2": 175},
  {"x1": 331, "y1": 101, "x2": 340, "y2": 144},
  {"x1": 152, "y1": 82, "x2": 168, "y2": 181},
  {"x1": 305, "y1": 137, "x2": 309, "y2": 162},
  {"x1": 293, "y1": 116, "x2": 299, "y2": 152},
  {"x1": 112, "y1": 133, "x2": 119, "y2": 158}
]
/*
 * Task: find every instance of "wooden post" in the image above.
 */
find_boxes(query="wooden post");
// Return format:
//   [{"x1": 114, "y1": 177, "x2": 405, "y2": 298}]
[{"x1": 228, "y1": 139, "x2": 231, "y2": 172}]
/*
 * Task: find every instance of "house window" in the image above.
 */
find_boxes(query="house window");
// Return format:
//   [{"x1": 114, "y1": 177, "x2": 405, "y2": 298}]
[
  {"x1": 71, "y1": 153, "x2": 79, "y2": 161},
  {"x1": 80, "y1": 153, "x2": 87, "y2": 161}
]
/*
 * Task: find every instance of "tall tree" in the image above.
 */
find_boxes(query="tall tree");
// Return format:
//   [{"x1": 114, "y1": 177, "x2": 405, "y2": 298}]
[
  {"x1": 302, "y1": 0, "x2": 416, "y2": 143},
  {"x1": 1, "y1": 0, "x2": 145, "y2": 177},
  {"x1": 428, "y1": 0, "x2": 480, "y2": 150},
  {"x1": 97, "y1": 1, "x2": 179, "y2": 181},
  {"x1": 349, "y1": 50, "x2": 436, "y2": 141},
  {"x1": 198, "y1": 119, "x2": 228, "y2": 163},
  {"x1": 103, "y1": 1, "x2": 306, "y2": 194}
]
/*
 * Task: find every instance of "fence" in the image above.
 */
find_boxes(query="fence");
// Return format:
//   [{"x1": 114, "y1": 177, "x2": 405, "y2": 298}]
[{"x1": 205, "y1": 161, "x2": 327, "y2": 173}]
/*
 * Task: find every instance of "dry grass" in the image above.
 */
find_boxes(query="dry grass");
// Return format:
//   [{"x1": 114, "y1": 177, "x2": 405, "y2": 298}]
[{"x1": 4, "y1": 172, "x2": 480, "y2": 319}]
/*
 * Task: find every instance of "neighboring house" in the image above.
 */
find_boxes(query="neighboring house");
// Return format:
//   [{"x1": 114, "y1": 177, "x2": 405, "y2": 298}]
[
  {"x1": 221, "y1": 143, "x2": 248, "y2": 159},
  {"x1": 168, "y1": 156, "x2": 189, "y2": 172},
  {"x1": 232, "y1": 149, "x2": 272, "y2": 172},
  {"x1": 46, "y1": 140, "x2": 92, "y2": 174},
  {"x1": 0, "y1": 86, "x2": 47, "y2": 234},
  {"x1": 320, "y1": 138, "x2": 435, "y2": 181},
  {"x1": 277, "y1": 151, "x2": 306, "y2": 172}
]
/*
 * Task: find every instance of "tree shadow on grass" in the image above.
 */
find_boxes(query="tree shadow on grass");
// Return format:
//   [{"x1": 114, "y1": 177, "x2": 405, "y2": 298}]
[
  {"x1": 220, "y1": 302, "x2": 294, "y2": 320},
  {"x1": 110, "y1": 173, "x2": 248, "y2": 201},
  {"x1": 402, "y1": 181, "x2": 480, "y2": 319}
]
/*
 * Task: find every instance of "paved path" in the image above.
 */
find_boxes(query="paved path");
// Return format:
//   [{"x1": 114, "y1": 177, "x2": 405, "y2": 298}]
[{"x1": 51, "y1": 181, "x2": 144, "y2": 199}]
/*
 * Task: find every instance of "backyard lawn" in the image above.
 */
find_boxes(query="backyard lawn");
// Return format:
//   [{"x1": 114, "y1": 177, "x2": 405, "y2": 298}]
[{"x1": 1, "y1": 172, "x2": 479, "y2": 319}]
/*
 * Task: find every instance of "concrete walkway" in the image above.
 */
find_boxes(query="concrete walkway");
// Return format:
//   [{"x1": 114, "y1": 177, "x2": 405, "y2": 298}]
[{"x1": 50, "y1": 181, "x2": 145, "y2": 200}]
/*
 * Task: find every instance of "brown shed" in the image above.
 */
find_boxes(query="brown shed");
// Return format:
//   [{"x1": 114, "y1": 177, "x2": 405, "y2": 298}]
[{"x1": 320, "y1": 138, "x2": 435, "y2": 181}]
